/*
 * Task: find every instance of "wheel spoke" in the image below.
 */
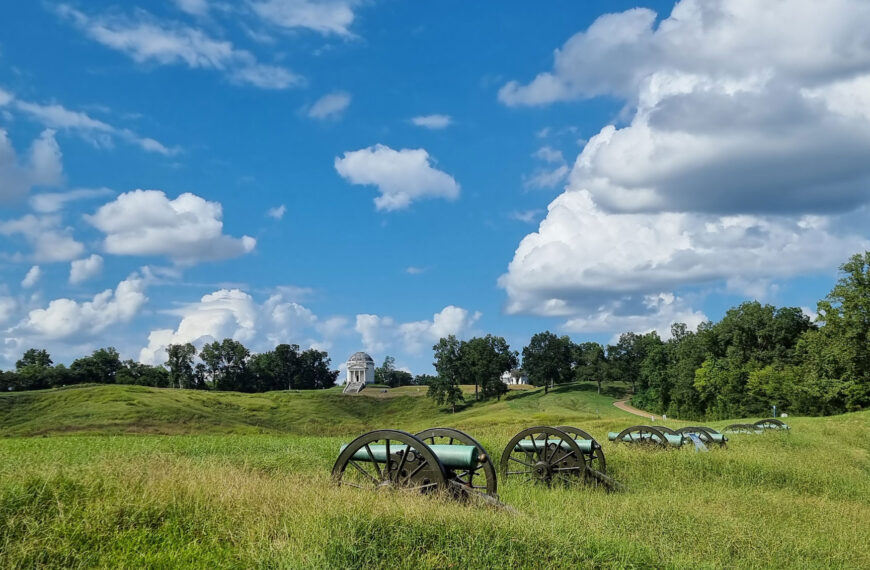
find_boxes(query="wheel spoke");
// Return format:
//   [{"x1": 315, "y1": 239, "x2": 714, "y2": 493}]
[
  {"x1": 348, "y1": 460, "x2": 378, "y2": 484},
  {"x1": 551, "y1": 449, "x2": 576, "y2": 465},
  {"x1": 403, "y1": 459, "x2": 429, "y2": 483},
  {"x1": 507, "y1": 470, "x2": 534, "y2": 475},
  {"x1": 509, "y1": 456, "x2": 535, "y2": 468},
  {"x1": 364, "y1": 444, "x2": 382, "y2": 479},
  {"x1": 395, "y1": 447, "x2": 409, "y2": 480}
]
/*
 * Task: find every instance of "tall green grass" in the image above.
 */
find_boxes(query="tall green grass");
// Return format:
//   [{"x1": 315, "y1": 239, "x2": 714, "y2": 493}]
[{"x1": 1, "y1": 385, "x2": 868, "y2": 568}]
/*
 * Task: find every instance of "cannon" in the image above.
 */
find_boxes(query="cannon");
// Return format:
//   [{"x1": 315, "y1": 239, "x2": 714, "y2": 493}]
[
  {"x1": 499, "y1": 426, "x2": 619, "y2": 490},
  {"x1": 675, "y1": 426, "x2": 728, "y2": 445},
  {"x1": 754, "y1": 418, "x2": 790, "y2": 430},
  {"x1": 332, "y1": 428, "x2": 498, "y2": 503},
  {"x1": 724, "y1": 418, "x2": 790, "y2": 433},
  {"x1": 608, "y1": 425, "x2": 685, "y2": 448},
  {"x1": 723, "y1": 423, "x2": 762, "y2": 434}
]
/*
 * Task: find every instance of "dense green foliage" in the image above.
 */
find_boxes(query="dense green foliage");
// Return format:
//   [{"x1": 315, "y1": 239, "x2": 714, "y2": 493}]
[
  {"x1": 1, "y1": 339, "x2": 338, "y2": 394},
  {"x1": 0, "y1": 384, "x2": 867, "y2": 568},
  {"x1": 431, "y1": 334, "x2": 517, "y2": 405}
]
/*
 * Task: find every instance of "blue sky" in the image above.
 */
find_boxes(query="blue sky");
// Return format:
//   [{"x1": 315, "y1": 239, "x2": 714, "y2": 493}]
[{"x1": 2, "y1": 0, "x2": 869, "y2": 376}]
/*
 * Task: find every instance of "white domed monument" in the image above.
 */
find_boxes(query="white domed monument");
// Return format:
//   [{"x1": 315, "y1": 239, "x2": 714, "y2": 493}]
[{"x1": 342, "y1": 352, "x2": 375, "y2": 394}]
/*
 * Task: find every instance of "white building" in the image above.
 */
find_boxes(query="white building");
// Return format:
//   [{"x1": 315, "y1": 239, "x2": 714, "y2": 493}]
[
  {"x1": 346, "y1": 352, "x2": 375, "y2": 385},
  {"x1": 501, "y1": 369, "x2": 529, "y2": 385}
]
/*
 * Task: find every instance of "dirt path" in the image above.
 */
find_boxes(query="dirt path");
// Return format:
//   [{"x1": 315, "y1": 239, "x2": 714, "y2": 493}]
[{"x1": 614, "y1": 398, "x2": 667, "y2": 421}]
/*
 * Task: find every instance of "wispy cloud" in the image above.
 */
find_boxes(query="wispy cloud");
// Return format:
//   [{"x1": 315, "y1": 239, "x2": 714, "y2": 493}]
[
  {"x1": 410, "y1": 114, "x2": 452, "y2": 129},
  {"x1": 307, "y1": 92, "x2": 351, "y2": 120},
  {"x1": 56, "y1": 4, "x2": 303, "y2": 90}
]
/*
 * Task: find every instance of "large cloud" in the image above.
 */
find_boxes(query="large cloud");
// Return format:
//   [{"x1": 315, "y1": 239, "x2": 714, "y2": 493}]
[
  {"x1": 500, "y1": 0, "x2": 870, "y2": 215},
  {"x1": 500, "y1": 190, "x2": 868, "y2": 317},
  {"x1": 499, "y1": 0, "x2": 870, "y2": 336},
  {"x1": 335, "y1": 144, "x2": 460, "y2": 211},
  {"x1": 138, "y1": 288, "x2": 344, "y2": 364},
  {"x1": 86, "y1": 190, "x2": 256, "y2": 265}
]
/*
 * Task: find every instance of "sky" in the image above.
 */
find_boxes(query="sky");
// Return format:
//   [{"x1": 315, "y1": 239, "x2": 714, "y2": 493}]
[{"x1": 1, "y1": 0, "x2": 869, "y2": 377}]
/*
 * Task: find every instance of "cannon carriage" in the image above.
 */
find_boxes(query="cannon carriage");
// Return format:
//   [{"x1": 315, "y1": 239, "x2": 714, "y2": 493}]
[
  {"x1": 608, "y1": 425, "x2": 685, "y2": 448},
  {"x1": 724, "y1": 418, "x2": 790, "y2": 433},
  {"x1": 499, "y1": 425, "x2": 619, "y2": 490},
  {"x1": 332, "y1": 428, "x2": 498, "y2": 502}
]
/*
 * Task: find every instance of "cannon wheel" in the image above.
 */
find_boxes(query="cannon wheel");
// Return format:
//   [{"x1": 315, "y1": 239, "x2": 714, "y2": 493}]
[
  {"x1": 754, "y1": 418, "x2": 788, "y2": 430},
  {"x1": 614, "y1": 425, "x2": 670, "y2": 448},
  {"x1": 332, "y1": 429, "x2": 447, "y2": 493},
  {"x1": 654, "y1": 426, "x2": 680, "y2": 436},
  {"x1": 554, "y1": 425, "x2": 606, "y2": 476},
  {"x1": 500, "y1": 426, "x2": 586, "y2": 486},
  {"x1": 676, "y1": 426, "x2": 718, "y2": 444},
  {"x1": 415, "y1": 427, "x2": 497, "y2": 498}
]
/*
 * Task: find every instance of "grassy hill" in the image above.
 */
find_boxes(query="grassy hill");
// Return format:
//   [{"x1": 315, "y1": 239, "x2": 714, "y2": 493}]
[
  {"x1": 0, "y1": 382, "x2": 630, "y2": 437},
  {"x1": 1, "y1": 384, "x2": 868, "y2": 568}
]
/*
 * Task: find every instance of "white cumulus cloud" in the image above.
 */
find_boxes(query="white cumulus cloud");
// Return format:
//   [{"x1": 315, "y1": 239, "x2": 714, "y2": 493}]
[
  {"x1": 86, "y1": 190, "x2": 256, "y2": 265},
  {"x1": 355, "y1": 305, "x2": 481, "y2": 355},
  {"x1": 499, "y1": 0, "x2": 870, "y2": 337},
  {"x1": 70, "y1": 254, "x2": 104, "y2": 284},
  {"x1": 266, "y1": 204, "x2": 286, "y2": 219},
  {"x1": 0, "y1": 214, "x2": 85, "y2": 262},
  {"x1": 335, "y1": 144, "x2": 460, "y2": 211},
  {"x1": 138, "y1": 288, "x2": 343, "y2": 364},
  {"x1": 20, "y1": 273, "x2": 147, "y2": 340}
]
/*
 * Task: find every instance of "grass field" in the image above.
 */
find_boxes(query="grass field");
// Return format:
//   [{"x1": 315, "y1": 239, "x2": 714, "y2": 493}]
[{"x1": 1, "y1": 384, "x2": 868, "y2": 568}]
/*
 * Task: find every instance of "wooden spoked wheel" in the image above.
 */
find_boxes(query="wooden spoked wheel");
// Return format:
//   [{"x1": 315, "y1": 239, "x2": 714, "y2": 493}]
[
  {"x1": 614, "y1": 425, "x2": 670, "y2": 448},
  {"x1": 676, "y1": 426, "x2": 720, "y2": 444},
  {"x1": 754, "y1": 419, "x2": 788, "y2": 430},
  {"x1": 654, "y1": 426, "x2": 680, "y2": 436},
  {"x1": 332, "y1": 429, "x2": 447, "y2": 493},
  {"x1": 500, "y1": 426, "x2": 586, "y2": 486},
  {"x1": 723, "y1": 423, "x2": 758, "y2": 434},
  {"x1": 553, "y1": 425, "x2": 606, "y2": 476},
  {"x1": 415, "y1": 427, "x2": 497, "y2": 498}
]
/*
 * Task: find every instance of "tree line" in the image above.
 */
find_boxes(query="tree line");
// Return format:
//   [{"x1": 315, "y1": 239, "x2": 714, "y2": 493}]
[
  {"x1": 423, "y1": 251, "x2": 870, "y2": 419},
  {"x1": 1, "y1": 339, "x2": 337, "y2": 393}
]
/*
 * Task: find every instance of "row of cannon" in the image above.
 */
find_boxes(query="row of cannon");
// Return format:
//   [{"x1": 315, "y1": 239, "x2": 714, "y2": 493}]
[{"x1": 332, "y1": 421, "x2": 781, "y2": 503}]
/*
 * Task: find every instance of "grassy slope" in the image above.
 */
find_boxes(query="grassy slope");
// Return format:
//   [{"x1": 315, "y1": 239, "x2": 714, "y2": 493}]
[
  {"x1": 1, "y1": 384, "x2": 868, "y2": 568},
  {"x1": 0, "y1": 382, "x2": 630, "y2": 437}
]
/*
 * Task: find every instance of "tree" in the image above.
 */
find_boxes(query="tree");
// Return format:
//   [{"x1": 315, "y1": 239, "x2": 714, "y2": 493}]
[
  {"x1": 522, "y1": 331, "x2": 573, "y2": 394},
  {"x1": 13, "y1": 348, "x2": 58, "y2": 390},
  {"x1": 433, "y1": 335, "x2": 464, "y2": 386},
  {"x1": 414, "y1": 374, "x2": 438, "y2": 386},
  {"x1": 295, "y1": 348, "x2": 338, "y2": 389},
  {"x1": 427, "y1": 376, "x2": 464, "y2": 412},
  {"x1": 462, "y1": 335, "x2": 518, "y2": 400},
  {"x1": 16, "y1": 348, "x2": 52, "y2": 369},
  {"x1": 117, "y1": 361, "x2": 170, "y2": 387},
  {"x1": 803, "y1": 251, "x2": 870, "y2": 410},
  {"x1": 70, "y1": 347, "x2": 122, "y2": 384},
  {"x1": 201, "y1": 339, "x2": 251, "y2": 391},
  {"x1": 274, "y1": 344, "x2": 302, "y2": 390},
  {"x1": 375, "y1": 356, "x2": 396, "y2": 385},
  {"x1": 575, "y1": 341, "x2": 608, "y2": 394},
  {"x1": 166, "y1": 343, "x2": 196, "y2": 389}
]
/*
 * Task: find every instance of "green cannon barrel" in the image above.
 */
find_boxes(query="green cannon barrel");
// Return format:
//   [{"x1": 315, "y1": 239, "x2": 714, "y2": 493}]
[
  {"x1": 607, "y1": 432, "x2": 684, "y2": 447},
  {"x1": 514, "y1": 439, "x2": 596, "y2": 454},
  {"x1": 340, "y1": 444, "x2": 478, "y2": 469}
]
